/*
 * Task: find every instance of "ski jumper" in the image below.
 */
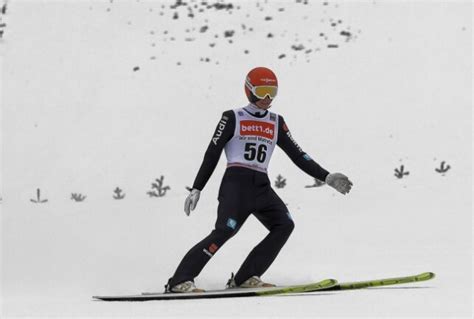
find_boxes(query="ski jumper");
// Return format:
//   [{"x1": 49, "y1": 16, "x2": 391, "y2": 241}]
[{"x1": 168, "y1": 104, "x2": 329, "y2": 287}]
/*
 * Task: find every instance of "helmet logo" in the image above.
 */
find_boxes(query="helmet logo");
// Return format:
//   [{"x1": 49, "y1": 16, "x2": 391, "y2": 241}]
[{"x1": 260, "y1": 78, "x2": 276, "y2": 84}]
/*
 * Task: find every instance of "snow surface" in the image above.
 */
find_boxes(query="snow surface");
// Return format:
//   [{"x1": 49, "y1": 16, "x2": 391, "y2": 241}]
[{"x1": 1, "y1": 0, "x2": 472, "y2": 318}]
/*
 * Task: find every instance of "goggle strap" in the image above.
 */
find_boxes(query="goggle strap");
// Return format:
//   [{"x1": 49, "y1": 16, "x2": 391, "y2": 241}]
[{"x1": 245, "y1": 78, "x2": 253, "y2": 91}]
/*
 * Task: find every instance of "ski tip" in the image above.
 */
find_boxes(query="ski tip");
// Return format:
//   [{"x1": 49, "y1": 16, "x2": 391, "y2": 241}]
[{"x1": 418, "y1": 272, "x2": 436, "y2": 280}]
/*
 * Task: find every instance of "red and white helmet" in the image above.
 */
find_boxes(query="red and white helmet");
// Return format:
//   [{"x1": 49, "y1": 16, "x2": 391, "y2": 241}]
[{"x1": 244, "y1": 67, "x2": 278, "y2": 102}]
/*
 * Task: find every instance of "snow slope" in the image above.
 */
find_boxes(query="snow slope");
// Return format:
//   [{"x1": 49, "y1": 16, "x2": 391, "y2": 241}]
[{"x1": 1, "y1": 1, "x2": 472, "y2": 318}]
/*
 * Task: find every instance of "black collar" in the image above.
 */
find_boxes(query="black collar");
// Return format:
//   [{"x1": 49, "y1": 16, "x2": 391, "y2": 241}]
[{"x1": 243, "y1": 105, "x2": 268, "y2": 118}]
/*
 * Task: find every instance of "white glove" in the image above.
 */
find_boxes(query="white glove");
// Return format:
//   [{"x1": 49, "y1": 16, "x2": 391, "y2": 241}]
[
  {"x1": 325, "y1": 173, "x2": 353, "y2": 195},
  {"x1": 184, "y1": 189, "x2": 201, "y2": 216}
]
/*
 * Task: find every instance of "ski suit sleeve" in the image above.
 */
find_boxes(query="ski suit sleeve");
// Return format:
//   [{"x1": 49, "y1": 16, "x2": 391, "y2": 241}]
[
  {"x1": 277, "y1": 115, "x2": 330, "y2": 182},
  {"x1": 192, "y1": 110, "x2": 235, "y2": 191}
]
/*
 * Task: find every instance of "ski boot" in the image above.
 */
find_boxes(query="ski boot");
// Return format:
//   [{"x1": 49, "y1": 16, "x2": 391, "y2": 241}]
[
  {"x1": 165, "y1": 280, "x2": 205, "y2": 293},
  {"x1": 226, "y1": 273, "x2": 276, "y2": 289}
]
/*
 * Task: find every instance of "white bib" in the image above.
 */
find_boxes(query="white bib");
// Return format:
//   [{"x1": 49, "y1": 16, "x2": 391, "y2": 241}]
[{"x1": 225, "y1": 108, "x2": 279, "y2": 173}]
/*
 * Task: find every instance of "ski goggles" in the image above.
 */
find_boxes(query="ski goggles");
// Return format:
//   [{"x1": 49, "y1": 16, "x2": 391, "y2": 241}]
[{"x1": 246, "y1": 81, "x2": 278, "y2": 99}]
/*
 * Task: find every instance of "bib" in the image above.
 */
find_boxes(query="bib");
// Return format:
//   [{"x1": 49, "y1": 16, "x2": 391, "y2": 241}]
[{"x1": 224, "y1": 108, "x2": 279, "y2": 173}]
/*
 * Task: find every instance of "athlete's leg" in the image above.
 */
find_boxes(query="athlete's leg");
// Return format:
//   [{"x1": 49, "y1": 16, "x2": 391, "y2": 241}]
[
  {"x1": 167, "y1": 169, "x2": 254, "y2": 288},
  {"x1": 233, "y1": 188, "x2": 294, "y2": 286}
]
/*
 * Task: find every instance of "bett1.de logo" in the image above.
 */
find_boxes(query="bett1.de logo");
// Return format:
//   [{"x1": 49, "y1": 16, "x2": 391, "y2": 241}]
[{"x1": 240, "y1": 121, "x2": 275, "y2": 139}]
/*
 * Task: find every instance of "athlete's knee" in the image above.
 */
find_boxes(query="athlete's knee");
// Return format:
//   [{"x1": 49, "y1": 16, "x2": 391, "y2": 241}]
[
  {"x1": 215, "y1": 217, "x2": 241, "y2": 239},
  {"x1": 283, "y1": 219, "x2": 295, "y2": 235},
  {"x1": 273, "y1": 219, "x2": 294, "y2": 237},
  {"x1": 211, "y1": 226, "x2": 237, "y2": 243}
]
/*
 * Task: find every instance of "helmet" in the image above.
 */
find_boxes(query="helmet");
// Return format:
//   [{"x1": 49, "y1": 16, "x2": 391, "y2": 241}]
[{"x1": 244, "y1": 67, "x2": 278, "y2": 103}]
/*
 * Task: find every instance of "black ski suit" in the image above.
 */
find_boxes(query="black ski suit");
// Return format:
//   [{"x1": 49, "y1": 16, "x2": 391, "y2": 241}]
[{"x1": 168, "y1": 105, "x2": 329, "y2": 288}]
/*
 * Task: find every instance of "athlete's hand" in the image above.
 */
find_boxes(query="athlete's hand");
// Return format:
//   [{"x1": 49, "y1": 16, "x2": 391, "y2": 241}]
[
  {"x1": 325, "y1": 173, "x2": 353, "y2": 195},
  {"x1": 184, "y1": 189, "x2": 201, "y2": 216}
]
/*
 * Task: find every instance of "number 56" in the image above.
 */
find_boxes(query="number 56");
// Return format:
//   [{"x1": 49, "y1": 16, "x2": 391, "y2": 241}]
[{"x1": 244, "y1": 143, "x2": 267, "y2": 163}]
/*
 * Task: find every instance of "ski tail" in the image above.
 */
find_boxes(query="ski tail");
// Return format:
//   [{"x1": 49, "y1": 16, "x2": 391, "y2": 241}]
[{"x1": 322, "y1": 272, "x2": 435, "y2": 291}]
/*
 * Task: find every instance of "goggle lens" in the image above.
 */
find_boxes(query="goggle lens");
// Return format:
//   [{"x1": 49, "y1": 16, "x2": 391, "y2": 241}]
[{"x1": 253, "y1": 86, "x2": 278, "y2": 99}]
